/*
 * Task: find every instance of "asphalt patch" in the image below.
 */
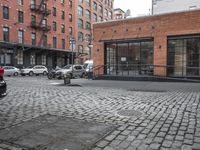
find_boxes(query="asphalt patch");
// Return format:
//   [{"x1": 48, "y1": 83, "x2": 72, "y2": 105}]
[{"x1": 0, "y1": 115, "x2": 116, "y2": 150}]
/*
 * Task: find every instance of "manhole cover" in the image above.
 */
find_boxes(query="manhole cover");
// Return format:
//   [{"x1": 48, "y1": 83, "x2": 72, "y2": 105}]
[{"x1": 117, "y1": 109, "x2": 143, "y2": 117}]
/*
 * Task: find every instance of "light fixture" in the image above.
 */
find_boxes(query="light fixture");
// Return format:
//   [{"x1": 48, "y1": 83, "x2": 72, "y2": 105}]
[{"x1": 88, "y1": 44, "x2": 93, "y2": 48}]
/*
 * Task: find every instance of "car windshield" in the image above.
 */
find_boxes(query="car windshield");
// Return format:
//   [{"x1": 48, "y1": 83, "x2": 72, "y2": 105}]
[{"x1": 63, "y1": 65, "x2": 72, "y2": 69}]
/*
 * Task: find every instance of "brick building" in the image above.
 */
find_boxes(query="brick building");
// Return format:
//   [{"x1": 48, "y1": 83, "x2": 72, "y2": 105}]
[
  {"x1": 0, "y1": 0, "x2": 70, "y2": 68},
  {"x1": 114, "y1": 8, "x2": 125, "y2": 20},
  {"x1": 93, "y1": 10, "x2": 200, "y2": 78},
  {"x1": 69, "y1": 0, "x2": 114, "y2": 63}
]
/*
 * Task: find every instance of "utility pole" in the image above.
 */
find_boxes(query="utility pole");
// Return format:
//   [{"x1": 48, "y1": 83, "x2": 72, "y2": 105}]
[
  {"x1": 86, "y1": 33, "x2": 93, "y2": 60},
  {"x1": 152, "y1": 0, "x2": 155, "y2": 15},
  {"x1": 69, "y1": 36, "x2": 75, "y2": 75}
]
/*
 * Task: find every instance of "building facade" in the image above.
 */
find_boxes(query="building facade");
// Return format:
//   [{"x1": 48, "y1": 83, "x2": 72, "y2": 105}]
[
  {"x1": 69, "y1": 0, "x2": 114, "y2": 63},
  {"x1": 114, "y1": 8, "x2": 125, "y2": 20},
  {"x1": 152, "y1": 0, "x2": 200, "y2": 15},
  {"x1": 93, "y1": 10, "x2": 200, "y2": 78},
  {"x1": 0, "y1": 0, "x2": 71, "y2": 68}
]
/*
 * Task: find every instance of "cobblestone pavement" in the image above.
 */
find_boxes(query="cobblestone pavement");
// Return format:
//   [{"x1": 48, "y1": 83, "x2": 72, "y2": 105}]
[{"x1": 0, "y1": 76, "x2": 200, "y2": 150}]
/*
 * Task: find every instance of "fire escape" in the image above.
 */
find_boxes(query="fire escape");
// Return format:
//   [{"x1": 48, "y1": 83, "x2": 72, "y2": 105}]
[{"x1": 30, "y1": 0, "x2": 51, "y2": 47}]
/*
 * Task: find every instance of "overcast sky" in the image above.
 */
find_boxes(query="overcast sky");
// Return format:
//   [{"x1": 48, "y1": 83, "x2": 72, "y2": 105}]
[{"x1": 114, "y1": 0, "x2": 152, "y2": 17}]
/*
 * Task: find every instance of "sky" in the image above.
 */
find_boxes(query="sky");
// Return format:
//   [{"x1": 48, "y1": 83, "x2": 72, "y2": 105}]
[{"x1": 114, "y1": 0, "x2": 152, "y2": 17}]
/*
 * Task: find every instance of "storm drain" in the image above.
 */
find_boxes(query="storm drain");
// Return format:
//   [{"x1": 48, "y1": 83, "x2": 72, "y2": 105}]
[{"x1": 117, "y1": 109, "x2": 143, "y2": 117}]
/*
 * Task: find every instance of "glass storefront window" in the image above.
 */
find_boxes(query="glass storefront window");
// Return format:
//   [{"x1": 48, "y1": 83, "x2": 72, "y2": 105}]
[
  {"x1": 167, "y1": 35, "x2": 200, "y2": 76},
  {"x1": 105, "y1": 39, "x2": 154, "y2": 76}
]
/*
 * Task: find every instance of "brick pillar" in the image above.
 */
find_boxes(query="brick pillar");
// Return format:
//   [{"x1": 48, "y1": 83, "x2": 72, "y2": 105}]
[
  {"x1": 154, "y1": 35, "x2": 167, "y2": 76},
  {"x1": 93, "y1": 42, "x2": 104, "y2": 76}
]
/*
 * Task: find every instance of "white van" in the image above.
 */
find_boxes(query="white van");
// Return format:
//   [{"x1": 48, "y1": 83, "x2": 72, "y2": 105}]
[{"x1": 84, "y1": 60, "x2": 93, "y2": 73}]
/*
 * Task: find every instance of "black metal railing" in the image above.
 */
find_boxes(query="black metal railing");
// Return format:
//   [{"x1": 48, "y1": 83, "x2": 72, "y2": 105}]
[
  {"x1": 93, "y1": 64, "x2": 200, "y2": 79},
  {"x1": 30, "y1": 4, "x2": 51, "y2": 15},
  {"x1": 30, "y1": 21, "x2": 51, "y2": 31}
]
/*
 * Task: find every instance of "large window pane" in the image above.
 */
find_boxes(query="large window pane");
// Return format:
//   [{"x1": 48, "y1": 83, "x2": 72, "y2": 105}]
[
  {"x1": 105, "y1": 39, "x2": 153, "y2": 76},
  {"x1": 168, "y1": 36, "x2": 200, "y2": 77}
]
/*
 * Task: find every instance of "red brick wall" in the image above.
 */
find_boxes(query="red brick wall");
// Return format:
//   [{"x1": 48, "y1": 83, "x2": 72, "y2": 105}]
[
  {"x1": 0, "y1": 0, "x2": 69, "y2": 50},
  {"x1": 93, "y1": 10, "x2": 200, "y2": 76}
]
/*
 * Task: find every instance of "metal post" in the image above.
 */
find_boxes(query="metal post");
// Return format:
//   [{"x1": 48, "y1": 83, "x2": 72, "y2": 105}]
[
  {"x1": 70, "y1": 37, "x2": 75, "y2": 78},
  {"x1": 152, "y1": 0, "x2": 154, "y2": 15},
  {"x1": 89, "y1": 45, "x2": 91, "y2": 60},
  {"x1": 71, "y1": 39, "x2": 73, "y2": 74},
  {"x1": 86, "y1": 33, "x2": 93, "y2": 60}
]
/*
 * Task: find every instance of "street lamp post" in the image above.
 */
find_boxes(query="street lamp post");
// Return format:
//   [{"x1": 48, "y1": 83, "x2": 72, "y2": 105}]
[
  {"x1": 69, "y1": 36, "x2": 76, "y2": 76},
  {"x1": 88, "y1": 43, "x2": 93, "y2": 60},
  {"x1": 85, "y1": 34, "x2": 93, "y2": 60}
]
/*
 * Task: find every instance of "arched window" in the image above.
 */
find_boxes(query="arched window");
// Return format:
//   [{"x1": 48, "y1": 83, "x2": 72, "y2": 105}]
[
  {"x1": 78, "y1": 32, "x2": 83, "y2": 42},
  {"x1": 78, "y1": 6, "x2": 83, "y2": 16},
  {"x1": 78, "y1": 19, "x2": 83, "y2": 29}
]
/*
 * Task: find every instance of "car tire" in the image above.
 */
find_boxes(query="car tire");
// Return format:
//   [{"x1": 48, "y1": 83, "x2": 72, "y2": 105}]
[
  {"x1": 47, "y1": 73, "x2": 53, "y2": 79},
  {"x1": 14, "y1": 72, "x2": 18, "y2": 76},
  {"x1": 29, "y1": 71, "x2": 34, "y2": 76},
  {"x1": 43, "y1": 71, "x2": 47, "y2": 76}
]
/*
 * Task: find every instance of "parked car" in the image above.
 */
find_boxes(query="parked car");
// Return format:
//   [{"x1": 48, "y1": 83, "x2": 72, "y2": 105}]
[
  {"x1": 21, "y1": 65, "x2": 48, "y2": 76},
  {"x1": 0, "y1": 67, "x2": 7, "y2": 97},
  {"x1": 55, "y1": 65, "x2": 86, "y2": 79},
  {"x1": 3, "y1": 66, "x2": 20, "y2": 76}
]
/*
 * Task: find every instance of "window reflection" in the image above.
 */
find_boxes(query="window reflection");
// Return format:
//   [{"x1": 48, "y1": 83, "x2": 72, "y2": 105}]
[
  {"x1": 167, "y1": 36, "x2": 200, "y2": 76},
  {"x1": 105, "y1": 40, "x2": 154, "y2": 76}
]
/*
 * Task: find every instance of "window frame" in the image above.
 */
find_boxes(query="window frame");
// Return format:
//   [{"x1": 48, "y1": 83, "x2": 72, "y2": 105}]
[
  {"x1": 3, "y1": 27, "x2": 9, "y2": 42},
  {"x1": 18, "y1": 11, "x2": 24, "y2": 23},
  {"x1": 3, "y1": 6, "x2": 9, "y2": 19}
]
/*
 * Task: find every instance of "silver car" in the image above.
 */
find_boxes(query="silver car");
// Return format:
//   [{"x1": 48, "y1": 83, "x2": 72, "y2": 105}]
[
  {"x1": 3, "y1": 66, "x2": 20, "y2": 76},
  {"x1": 56, "y1": 65, "x2": 86, "y2": 79},
  {"x1": 21, "y1": 65, "x2": 48, "y2": 76}
]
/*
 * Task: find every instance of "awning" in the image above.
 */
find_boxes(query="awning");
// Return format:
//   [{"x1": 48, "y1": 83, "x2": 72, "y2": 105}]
[{"x1": 0, "y1": 41, "x2": 74, "y2": 54}]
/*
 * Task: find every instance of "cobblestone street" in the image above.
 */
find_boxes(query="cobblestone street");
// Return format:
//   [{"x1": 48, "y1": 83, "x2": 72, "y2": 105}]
[{"x1": 0, "y1": 76, "x2": 200, "y2": 150}]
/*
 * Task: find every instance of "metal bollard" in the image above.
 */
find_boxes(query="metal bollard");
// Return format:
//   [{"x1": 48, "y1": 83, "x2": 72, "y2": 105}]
[{"x1": 64, "y1": 73, "x2": 71, "y2": 85}]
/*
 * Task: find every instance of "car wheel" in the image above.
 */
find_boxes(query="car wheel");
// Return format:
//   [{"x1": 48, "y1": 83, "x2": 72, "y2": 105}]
[
  {"x1": 29, "y1": 71, "x2": 34, "y2": 76},
  {"x1": 47, "y1": 73, "x2": 53, "y2": 79},
  {"x1": 14, "y1": 72, "x2": 18, "y2": 76},
  {"x1": 43, "y1": 71, "x2": 47, "y2": 76}
]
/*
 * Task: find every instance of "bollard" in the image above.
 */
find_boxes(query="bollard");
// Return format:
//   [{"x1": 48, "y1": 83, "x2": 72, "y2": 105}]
[{"x1": 64, "y1": 73, "x2": 71, "y2": 85}]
